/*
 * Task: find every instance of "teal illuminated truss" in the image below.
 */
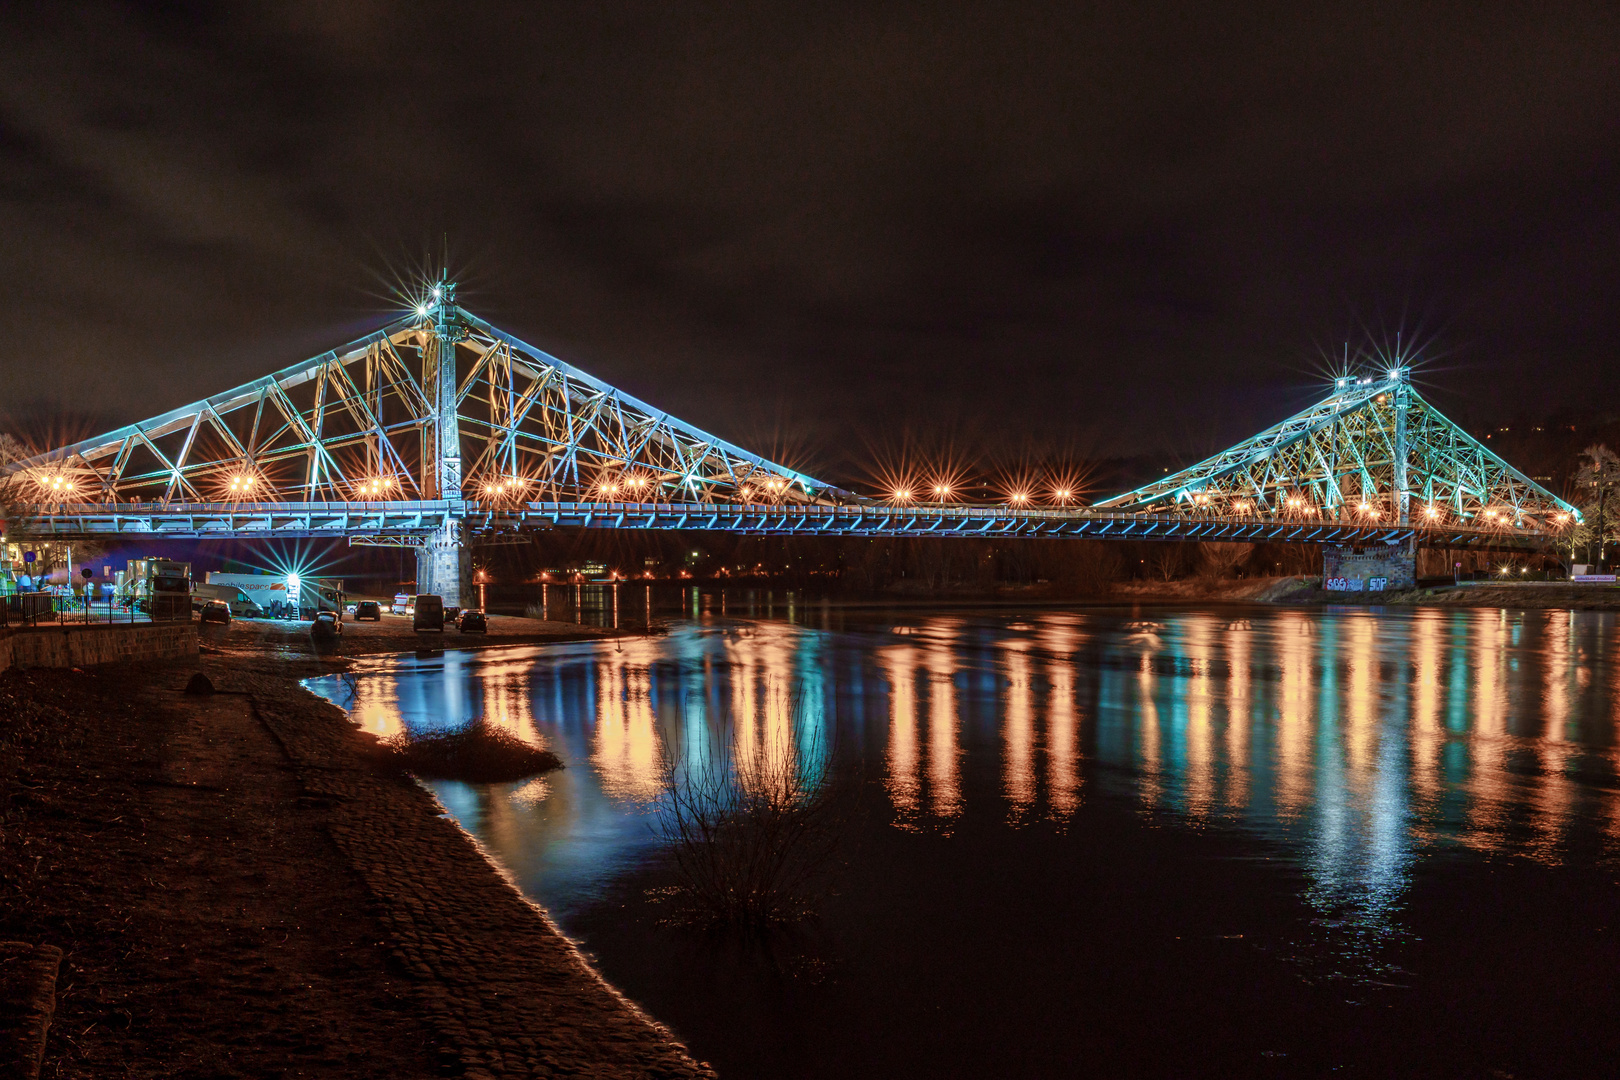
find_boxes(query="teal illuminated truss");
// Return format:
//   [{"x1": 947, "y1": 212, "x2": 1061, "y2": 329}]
[
  {"x1": 1096, "y1": 367, "x2": 1580, "y2": 531},
  {"x1": 6, "y1": 279, "x2": 847, "y2": 508}
]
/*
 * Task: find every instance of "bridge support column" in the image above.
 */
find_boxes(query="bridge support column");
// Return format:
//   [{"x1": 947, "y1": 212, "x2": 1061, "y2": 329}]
[{"x1": 415, "y1": 520, "x2": 471, "y2": 608}]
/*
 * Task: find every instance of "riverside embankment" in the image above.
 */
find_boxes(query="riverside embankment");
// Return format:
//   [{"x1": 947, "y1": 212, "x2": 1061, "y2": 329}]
[{"x1": 0, "y1": 613, "x2": 713, "y2": 1079}]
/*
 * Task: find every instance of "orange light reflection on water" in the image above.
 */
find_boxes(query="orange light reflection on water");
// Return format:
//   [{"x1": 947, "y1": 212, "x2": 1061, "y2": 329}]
[{"x1": 1002, "y1": 640, "x2": 1036, "y2": 825}]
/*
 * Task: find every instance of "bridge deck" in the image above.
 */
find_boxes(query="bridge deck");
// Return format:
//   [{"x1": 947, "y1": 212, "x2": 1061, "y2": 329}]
[{"x1": 14, "y1": 499, "x2": 1551, "y2": 552}]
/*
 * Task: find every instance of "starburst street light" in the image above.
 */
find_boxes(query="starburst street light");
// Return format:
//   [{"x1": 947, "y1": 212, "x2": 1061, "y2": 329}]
[
  {"x1": 481, "y1": 476, "x2": 526, "y2": 499},
  {"x1": 356, "y1": 476, "x2": 398, "y2": 498},
  {"x1": 39, "y1": 473, "x2": 78, "y2": 498}
]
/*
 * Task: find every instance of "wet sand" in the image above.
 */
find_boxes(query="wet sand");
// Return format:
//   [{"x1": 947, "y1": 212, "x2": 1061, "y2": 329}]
[{"x1": 0, "y1": 622, "x2": 712, "y2": 1078}]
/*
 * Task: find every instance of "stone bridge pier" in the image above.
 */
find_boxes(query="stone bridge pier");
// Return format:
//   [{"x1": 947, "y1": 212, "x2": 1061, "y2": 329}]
[{"x1": 414, "y1": 520, "x2": 471, "y2": 609}]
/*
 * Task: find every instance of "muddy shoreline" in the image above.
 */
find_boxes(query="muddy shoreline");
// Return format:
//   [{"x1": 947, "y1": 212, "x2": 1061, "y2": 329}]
[{"x1": 0, "y1": 615, "x2": 713, "y2": 1078}]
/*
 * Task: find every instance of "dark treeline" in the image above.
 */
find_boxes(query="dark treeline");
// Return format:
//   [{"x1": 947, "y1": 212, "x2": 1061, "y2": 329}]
[{"x1": 1461, "y1": 406, "x2": 1620, "y2": 502}]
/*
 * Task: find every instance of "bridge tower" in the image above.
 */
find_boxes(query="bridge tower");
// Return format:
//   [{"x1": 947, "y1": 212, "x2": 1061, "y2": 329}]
[{"x1": 416, "y1": 275, "x2": 471, "y2": 607}]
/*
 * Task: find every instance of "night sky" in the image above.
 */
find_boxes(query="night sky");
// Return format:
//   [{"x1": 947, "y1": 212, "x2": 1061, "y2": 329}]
[{"x1": 5, "y1": 1, "x2": 1620, "y2": 488}]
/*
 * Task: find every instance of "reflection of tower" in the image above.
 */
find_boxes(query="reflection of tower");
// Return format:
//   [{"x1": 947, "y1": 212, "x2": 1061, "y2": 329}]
[
  {"x1": 1038, "y1": 618, "x2": 1082, "y2": 823},
  {"x1": 924, "y1": 621, "x2": 962, "y2": 821},
  {"x1": 1183, "y1": 616, "x2": 1216, "y2": 820},
  {"x1": 1046, "y1": 662, "x2": 1080, "y2": 821},
  {"x1": 593, "y1": 647, "x2": 663, "y2": 802},
  {"x1": 1224, "y1": 621, "x2": 1251, "y2": 811},
  {"x1": 880, "y1": 645, "x2": 920, "y2": 821},
  {"x1": 1531, "y1": 611, "x2": 1577, "y2": 859},
  {"x1": 1274, "y1": 612, "x2": 1314, "y2": 818},
  {"x1": 1464, "y1": 610, "x2": 1510, "y2": 850},
  {"x1": 1001, "y1": 641, "x2": 1036, "y2": 824},
  {"x1": 1408, "y1": 610, "x2": 1443, "y2": 823},
  {"x1": 1135, "y1": 651, "x2": 1162, "y2": 807}
]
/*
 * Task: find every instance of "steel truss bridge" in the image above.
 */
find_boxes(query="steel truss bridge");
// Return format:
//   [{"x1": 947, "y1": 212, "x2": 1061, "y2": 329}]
[
  {"x1": 21, "y1": 499, "x2": 1543, "y2": 551},
  {"x1": 6, "y1": 276, "x2": 1579, "y2": 605}
]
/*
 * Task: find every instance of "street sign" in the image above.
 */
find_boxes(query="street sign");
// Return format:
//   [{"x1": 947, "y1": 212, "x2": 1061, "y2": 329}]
[
  {"x1": 22, "y1": 551, "x2": 34, "y2": 564},
  {"x1": 81, "y1": 567, "x2": 93, "y2": 579}
]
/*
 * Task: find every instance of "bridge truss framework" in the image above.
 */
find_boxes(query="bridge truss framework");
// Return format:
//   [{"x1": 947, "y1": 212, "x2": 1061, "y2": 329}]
[{"x1": 4, "y1": 282, "x2": 1581, "y2": 601}]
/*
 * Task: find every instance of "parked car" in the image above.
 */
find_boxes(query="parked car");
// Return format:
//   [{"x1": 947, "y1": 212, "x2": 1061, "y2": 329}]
[
  {"x1": 354, "y1": 600, "x2": 382, "y2": 621},
  {"x1": 199, "y1": 599, "x2": 232, "y2": 624},
  {"x1": 458, "y1": 609, "x2": 488, "y2": 634},
  {"x1": 310, "y1": 609, "x2": 342, "y2": 640},
  {"x1": 413, "y1": 593, "x2": 444, "y2": 631},
  {"x1": 444, "y1": 606, "x2": 462, "y2": 623}
]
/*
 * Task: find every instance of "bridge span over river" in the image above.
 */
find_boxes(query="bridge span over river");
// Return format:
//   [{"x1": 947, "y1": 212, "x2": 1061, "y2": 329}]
[{"x1": 6, "y1": 277, "x2": 1579, "y2": 607}]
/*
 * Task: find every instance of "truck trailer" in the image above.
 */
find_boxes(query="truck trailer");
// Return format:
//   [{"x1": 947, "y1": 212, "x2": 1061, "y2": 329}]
[
  {"x1": 117, "y1": 559, "x2": 192, "y2": 621},
  {"x1": 204, "y1": 572, "x2": 344, "y2": 618}
]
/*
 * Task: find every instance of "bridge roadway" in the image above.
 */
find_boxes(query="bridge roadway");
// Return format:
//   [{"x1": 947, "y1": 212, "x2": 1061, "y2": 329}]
[{"x1": 17, "y1": 499, "x2": 1546, "y2": 552}]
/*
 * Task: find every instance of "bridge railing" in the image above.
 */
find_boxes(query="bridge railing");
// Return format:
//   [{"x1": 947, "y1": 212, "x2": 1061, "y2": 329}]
[
  {"x1": 14, "y1": 497, "x2": 1560, "y2": 546},
  {"x1": 510, "y1": 499, "x2": 1551, "y2": 540}
]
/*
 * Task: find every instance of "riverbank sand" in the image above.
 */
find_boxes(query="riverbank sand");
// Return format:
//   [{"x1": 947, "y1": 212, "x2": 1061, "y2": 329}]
[{"x1": 0, "y1": 625, "x2": 713, "y2": 1079}]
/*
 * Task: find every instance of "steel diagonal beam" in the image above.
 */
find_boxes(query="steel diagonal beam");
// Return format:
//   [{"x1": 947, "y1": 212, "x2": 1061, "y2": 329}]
[
  {"x1": 1097, "y1": 376, "x2": 1402, "y2": 509},
  {"x1": 459, "y1": 310, "x2": 852, "y2": 500},
  {"x1": 265, "y1": 382, "x2": 350, "y2": 497}
]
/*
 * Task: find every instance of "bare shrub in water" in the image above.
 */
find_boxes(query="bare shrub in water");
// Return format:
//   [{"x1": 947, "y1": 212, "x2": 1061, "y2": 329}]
[{"x1": 656, "y1": 709, "x2": 852, "y2": 927}]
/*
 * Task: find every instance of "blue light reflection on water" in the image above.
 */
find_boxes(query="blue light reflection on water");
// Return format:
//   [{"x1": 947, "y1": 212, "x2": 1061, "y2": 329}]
[{"x1": 307, "y1": 604, "x2": 1620, "y2": 962}]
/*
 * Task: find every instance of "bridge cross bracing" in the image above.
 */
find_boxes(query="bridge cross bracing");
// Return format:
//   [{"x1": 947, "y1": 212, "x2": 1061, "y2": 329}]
[{"x1": 4, "y1": 281, "x2": 1580, "y2": 603}]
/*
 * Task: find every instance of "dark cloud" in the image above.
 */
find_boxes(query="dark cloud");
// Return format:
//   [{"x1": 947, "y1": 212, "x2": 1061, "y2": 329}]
[{"x1": 3, "y1": 0, "x2": 1619, "y2": 483}]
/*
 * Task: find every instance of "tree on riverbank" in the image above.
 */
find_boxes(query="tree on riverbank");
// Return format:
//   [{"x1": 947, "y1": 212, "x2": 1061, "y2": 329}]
[
  {"x1": 1199, "y1": 542, "x2": 1254, "y2": 579},
  {"x1": 1574, "y1": 444, "x2": 1620, "y2": 570}
]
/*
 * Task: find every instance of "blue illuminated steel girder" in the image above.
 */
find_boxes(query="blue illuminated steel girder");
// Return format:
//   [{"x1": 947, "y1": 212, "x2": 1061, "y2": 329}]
[
  {"x1": 7, "y1": 288, "x2": 849, "y2": 508},
  {"x1": 1096, "y1": 366, "x2": 1580, "y2": 531},
  {"x1": 18, "y1": 499, "x2": 1552, "y2": 552},
  {"x1": 2, "y1": 286, "x2": 1578, "y2": 556}
]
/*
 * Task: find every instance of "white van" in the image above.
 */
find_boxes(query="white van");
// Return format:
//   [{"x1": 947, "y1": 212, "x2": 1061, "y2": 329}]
[{"x1": 192, "y1": 582, "x2": 265, "y2": 618}]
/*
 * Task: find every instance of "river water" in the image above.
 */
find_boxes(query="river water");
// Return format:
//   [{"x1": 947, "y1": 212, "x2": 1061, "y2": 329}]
[{"x1": 308, "y1": 597, "x2": 1620, "y2": 1078}]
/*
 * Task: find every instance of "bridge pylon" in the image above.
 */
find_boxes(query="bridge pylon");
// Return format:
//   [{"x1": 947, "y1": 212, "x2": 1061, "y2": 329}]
[{"x1": 1095, "y1": 366, "x2": 1580, "y2": 535}]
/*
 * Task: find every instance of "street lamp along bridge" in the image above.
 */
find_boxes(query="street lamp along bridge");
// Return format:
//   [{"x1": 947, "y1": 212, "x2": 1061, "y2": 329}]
[{"x1": 6, "y1": 278, "x2": 1580, "y2": 607}]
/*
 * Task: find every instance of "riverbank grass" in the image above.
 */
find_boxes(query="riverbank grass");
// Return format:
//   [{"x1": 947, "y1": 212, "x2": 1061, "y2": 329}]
[{"x1": 381, "y1": 720, "x2": 561, "y2": 783}]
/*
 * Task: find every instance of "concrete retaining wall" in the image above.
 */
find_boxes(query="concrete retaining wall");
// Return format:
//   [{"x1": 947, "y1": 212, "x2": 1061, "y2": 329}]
[
  {"x1": 0, "y1": 622, "x2": 198, "y2": 672},
  {"x1": 1323, "y1": 546, "x2": 1417, "y2": 592}
]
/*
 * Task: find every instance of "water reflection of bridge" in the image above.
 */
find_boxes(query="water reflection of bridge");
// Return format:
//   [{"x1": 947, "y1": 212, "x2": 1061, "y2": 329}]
[{"x1": 330, "y1": 606, "x2": 1620, "y2": 868}]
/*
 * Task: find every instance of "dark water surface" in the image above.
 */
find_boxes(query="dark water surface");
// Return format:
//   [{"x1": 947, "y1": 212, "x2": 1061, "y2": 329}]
[{"x1": 309, "y1": 601, "x2": 1620, "y2": 1078}]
